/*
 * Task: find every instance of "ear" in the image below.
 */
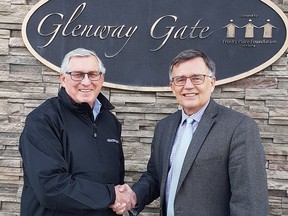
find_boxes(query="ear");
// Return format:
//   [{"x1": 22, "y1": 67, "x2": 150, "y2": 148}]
[
  {"x1": 210, "y1": 77, "x2": 216, "y2": 93},
  {"x1": 60, "y1": 74, "x2": 66, "y2": 87},
  {"x1": 170, "y1": 82, "x2": 176, "y2": 96},
  {"x1": 100, "y1": 73, "x2": 105, "y2": 82}
]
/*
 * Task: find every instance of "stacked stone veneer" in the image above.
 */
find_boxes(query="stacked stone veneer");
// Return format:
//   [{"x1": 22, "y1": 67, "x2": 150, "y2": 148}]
[{"x1": 0, "y1": 0, "x2": 288, "y2": 215}]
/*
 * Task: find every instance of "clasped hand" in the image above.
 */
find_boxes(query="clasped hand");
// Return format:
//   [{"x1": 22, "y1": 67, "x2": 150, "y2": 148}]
[{"x1": 109, "y1": 184, "x2": 137, "y2": 215}]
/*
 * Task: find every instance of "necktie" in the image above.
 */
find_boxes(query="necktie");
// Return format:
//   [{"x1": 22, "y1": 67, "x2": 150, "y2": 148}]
[{"x1": 167, "y1": 117, "x2": 194, "y2": 215}]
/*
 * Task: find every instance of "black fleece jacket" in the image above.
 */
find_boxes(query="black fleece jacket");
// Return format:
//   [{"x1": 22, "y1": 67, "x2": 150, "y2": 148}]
[{"x1": 19, "y1": 87, "x2": 124, "y2": 216}]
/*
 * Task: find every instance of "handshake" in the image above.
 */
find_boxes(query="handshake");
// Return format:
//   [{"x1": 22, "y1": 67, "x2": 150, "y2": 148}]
[{"x1": 109, "y1": 184, "x2": 137, "y2": 215}]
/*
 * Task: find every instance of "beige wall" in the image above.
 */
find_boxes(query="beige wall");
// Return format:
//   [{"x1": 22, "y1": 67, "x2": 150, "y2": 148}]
[{"x1": 0, "y1": 0, "x2": 288, "y2": 215}]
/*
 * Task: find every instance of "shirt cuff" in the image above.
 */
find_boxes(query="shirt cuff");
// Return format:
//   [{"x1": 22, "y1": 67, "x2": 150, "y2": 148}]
[{"x1": 128, "y1": 209, "x2": 138, "y2": 216}]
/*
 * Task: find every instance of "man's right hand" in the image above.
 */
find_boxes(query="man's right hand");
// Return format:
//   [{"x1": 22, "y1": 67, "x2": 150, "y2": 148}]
[{"x1": 109, "y1": 184, "x2": 137, "y2": 215}]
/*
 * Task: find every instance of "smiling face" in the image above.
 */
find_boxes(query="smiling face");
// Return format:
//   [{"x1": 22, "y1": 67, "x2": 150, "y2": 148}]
[
  {"x1": 60, "y1": 55, "x2": 104, "y2": 108},
  {"x1": 170, "y1": 57, "x2": 216, "y2": 115}
]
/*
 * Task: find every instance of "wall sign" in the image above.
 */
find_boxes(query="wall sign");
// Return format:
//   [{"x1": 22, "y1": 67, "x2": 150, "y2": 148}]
[{"x1": 22, "y1": 0, "x2": 288, "y2": 91}]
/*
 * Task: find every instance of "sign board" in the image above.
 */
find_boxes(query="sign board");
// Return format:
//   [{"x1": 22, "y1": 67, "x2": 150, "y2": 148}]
[{"x1": 22, "y1": 0, "x2": 288, "y2": 91}]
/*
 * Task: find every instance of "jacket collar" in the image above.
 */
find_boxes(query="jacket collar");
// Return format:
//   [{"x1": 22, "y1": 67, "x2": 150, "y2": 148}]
[{"x1": 58, "y1": 87, "x2": 114, "y2": 113}]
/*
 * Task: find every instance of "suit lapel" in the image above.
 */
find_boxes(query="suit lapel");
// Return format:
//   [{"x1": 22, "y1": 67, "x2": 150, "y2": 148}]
[
  {"x1": 160, "y1": 111, "x2": 182, "y2": 202},
  {"x1": 176, "y1": 100, "x2": 218, "y2": 192}
]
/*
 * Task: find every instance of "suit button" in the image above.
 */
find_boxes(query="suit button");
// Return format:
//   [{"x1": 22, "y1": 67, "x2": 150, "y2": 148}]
[{"x1": 176, "y1": 209, "x2": 184, "y2": 215}]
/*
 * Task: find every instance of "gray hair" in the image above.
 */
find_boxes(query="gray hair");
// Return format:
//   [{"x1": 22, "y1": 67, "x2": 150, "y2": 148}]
[
  {"x1": 60, "y1": 48, "x2": 106, "y2": 74},
  {"x1": 169, "y1": 49, "x2": 216, "y2": 81}
]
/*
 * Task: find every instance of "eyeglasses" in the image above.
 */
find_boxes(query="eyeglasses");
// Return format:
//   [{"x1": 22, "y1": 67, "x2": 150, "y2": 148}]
[
  {"x1": 66, "y1": 71, "x2": 102, "y2": 81},
  {"x1": 171, "y1": 74, "x2": 213, "y2": 86}
]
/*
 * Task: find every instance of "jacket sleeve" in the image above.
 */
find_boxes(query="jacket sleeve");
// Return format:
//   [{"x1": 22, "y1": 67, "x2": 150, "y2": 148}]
[
  {"x1": 228, "y1": 117, "x2": 269, "y2": 215},
  {"x1": 19, "y1": 112, "x2": 116, "y2": 213},
  {"x1": 118, "y1": 121, "x2": 125, "y2": 185}
]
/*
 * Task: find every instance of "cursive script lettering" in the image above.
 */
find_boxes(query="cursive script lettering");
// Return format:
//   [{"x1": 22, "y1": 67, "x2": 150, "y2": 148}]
[
  {"x1": 37, "y1": 4, "x2": 213, "y2": 56},
  {"x1": 150, "y1": 15, "x2": 213, "y2": 51},
  {"x1": 37, "y1": 3, "x2": 138, "y2": 58}
]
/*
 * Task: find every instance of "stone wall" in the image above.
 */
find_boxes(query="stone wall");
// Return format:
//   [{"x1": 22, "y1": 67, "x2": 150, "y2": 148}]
[{"x1": 0, "y1": 0, "x2": 288, "y2": 215}]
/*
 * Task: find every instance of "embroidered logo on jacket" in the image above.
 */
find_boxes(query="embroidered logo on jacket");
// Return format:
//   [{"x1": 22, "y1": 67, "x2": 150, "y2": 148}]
[{"x1": 107, "y1": 139, "x2": 119, "y2": 144}]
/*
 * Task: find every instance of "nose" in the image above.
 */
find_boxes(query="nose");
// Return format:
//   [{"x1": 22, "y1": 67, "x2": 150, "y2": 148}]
[
  {"x1": 81, "y1": 74, "x2": 91, "y2": 85},
  {"x1": 184, "y1": 77, "x2": 195, "y2": 88}
]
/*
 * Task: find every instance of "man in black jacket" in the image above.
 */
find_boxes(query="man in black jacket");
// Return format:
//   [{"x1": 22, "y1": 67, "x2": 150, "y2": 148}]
[{"x1": 19, "y1": 48, "x2": 136, "y2": 216}]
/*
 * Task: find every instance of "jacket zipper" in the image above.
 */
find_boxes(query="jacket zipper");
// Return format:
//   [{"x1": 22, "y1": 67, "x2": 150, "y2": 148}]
[{"x1": 93, "y1": 122, "x2": 97, "y2": 138}]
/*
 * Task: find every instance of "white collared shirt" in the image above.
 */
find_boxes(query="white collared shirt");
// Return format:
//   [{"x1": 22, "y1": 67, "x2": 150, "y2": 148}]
[{"x1": 92, "y1": 99, "x2": 102, "y2": 120}]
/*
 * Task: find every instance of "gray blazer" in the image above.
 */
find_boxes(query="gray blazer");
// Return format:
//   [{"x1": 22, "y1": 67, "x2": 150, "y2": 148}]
[{"x1": 132, "y1": 99, "x2": 268, "y2": 216}]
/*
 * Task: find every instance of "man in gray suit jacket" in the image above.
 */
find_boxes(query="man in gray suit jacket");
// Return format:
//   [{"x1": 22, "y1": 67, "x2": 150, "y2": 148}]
[{"x1": 112, "y1": 49, "x2": 268, "y2": 216}]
